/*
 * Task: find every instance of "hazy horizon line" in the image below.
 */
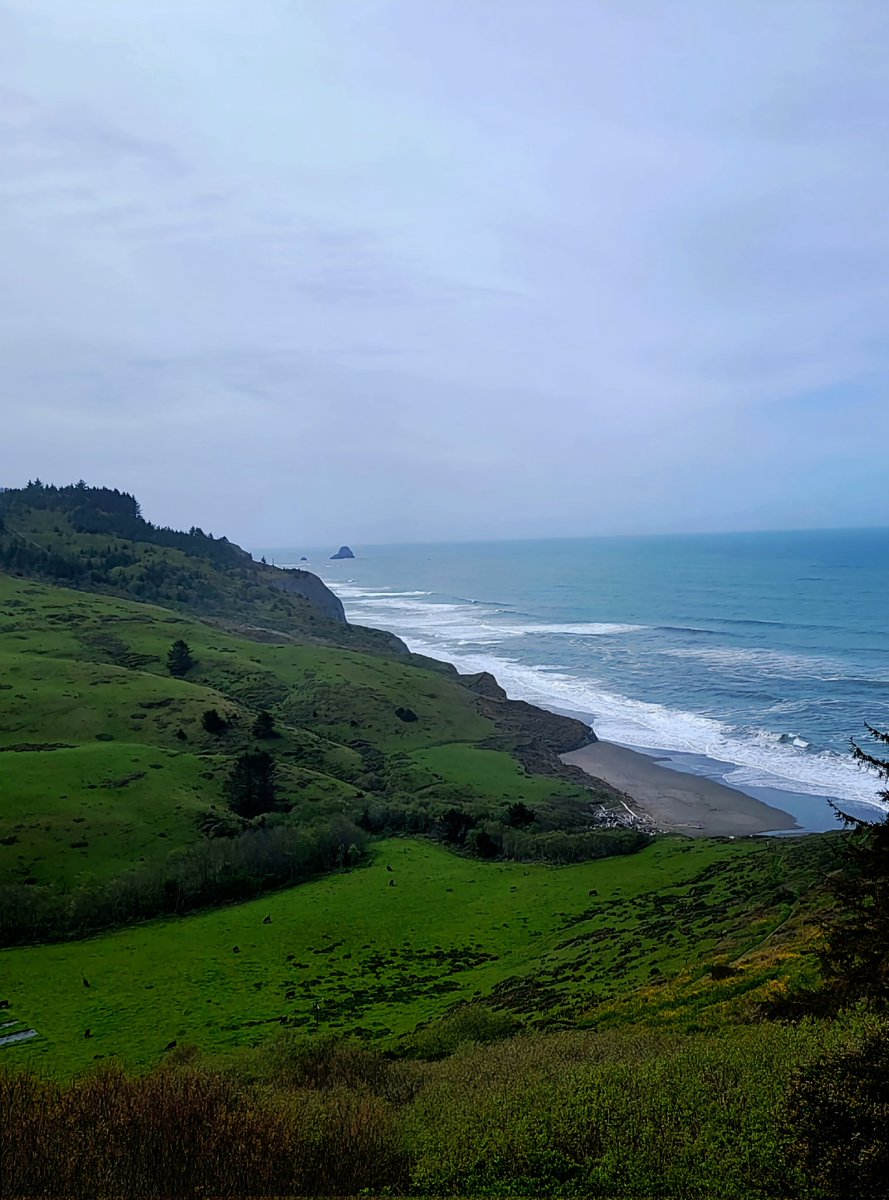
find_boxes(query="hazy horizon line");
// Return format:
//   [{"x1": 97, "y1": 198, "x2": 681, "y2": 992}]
[{"x1": 255, "y1": 523, "x2": 889, "y2": 557}]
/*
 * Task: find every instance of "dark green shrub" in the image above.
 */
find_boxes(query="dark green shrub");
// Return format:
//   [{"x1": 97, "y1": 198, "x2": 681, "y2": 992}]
[
  {"x1": 201, "y1": 708, "x2": 227, "y2": 735},
  {"x1": 784, "y1": 1024, "x2": 889, "y2": 1199},
  {"x1": 263, "y1": 1032, "x2": 421, "y2": 1103},
  {"x1": 506, "y1": 800, "x2": 537, "y2": 828},
  {"x1": 224, "y1": 749, "x2": 281, "y2": 817},
  {"x1": 251, "y1": 709, "x2": 276, "y2": 738},
  {"x1": 404, "y1": 1003, "x2": 520, "y2": 1060}
]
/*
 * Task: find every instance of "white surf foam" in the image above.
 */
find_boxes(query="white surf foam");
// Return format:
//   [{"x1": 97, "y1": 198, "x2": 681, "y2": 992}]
[
  {"x1": 343, "y1": 589, "x2": 434, "y2": 598},
  {"x1": 532, "y1": 622, "x2": 646, "y2": 636},
  {"x1": 661, "y1": 644, "x2": 888, "y2": 682},
  {"x1": 327, "y1": 581, "x2": 885, "y2": 810},
  {"x1": 335, "y1": 587, "x2": 649, "y2": 647},
  {"x1": 420, "y1": 642, "x2": 885, "y2": 809}
]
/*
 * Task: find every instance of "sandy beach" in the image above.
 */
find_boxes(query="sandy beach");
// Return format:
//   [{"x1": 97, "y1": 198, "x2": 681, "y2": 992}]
[{"x1": 562, "y1": 741, "x2": 799, "y2": 837}]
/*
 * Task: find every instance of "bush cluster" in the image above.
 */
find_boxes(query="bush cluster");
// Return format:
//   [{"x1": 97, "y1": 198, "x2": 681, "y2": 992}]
[
  {"x1": 357, "y1": 799, "x2": 648, "y2": 863},
  {"x1": 0, "y1": 819, "x2": 366, "y2": 947},
  {"x1": 784, "y1": 1024, "x2": 889, "y2": 1199},
  {"x1": 0, "y1": 1058, "x2": 407, "y2": 1198},
  {"x1": 3, "y1": 1015, "x2": 882, "y2": 1198}
]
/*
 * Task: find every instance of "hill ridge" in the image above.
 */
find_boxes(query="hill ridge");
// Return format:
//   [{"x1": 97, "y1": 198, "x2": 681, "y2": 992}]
[{"x1": 0, "y1": 482, "x2": 402, "y2": 652}]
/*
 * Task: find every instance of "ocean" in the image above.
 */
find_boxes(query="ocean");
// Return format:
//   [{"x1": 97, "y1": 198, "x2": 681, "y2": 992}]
[{"x1": 270, "y1": 529, "x2": 889, "y2": 832}]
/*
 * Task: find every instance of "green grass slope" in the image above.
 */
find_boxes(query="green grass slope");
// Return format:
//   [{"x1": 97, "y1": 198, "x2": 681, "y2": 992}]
[
  {"x1": 0, "y1": 574, "x2": 601, "y2": 892},
  {"x1": 0, "y1": 834, "x2": 830, "y2": 1075},
  {"x1": 0, "y1": 744, "x2": 224, "y2": 888},
  {"x1": 411, "y1": 743, "x2": 584, "y2": 806}
]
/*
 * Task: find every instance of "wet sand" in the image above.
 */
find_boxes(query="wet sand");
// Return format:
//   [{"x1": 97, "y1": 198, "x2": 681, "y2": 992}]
[{"x1": 562, "y1": 741, "x2": 799, "y2": 837}]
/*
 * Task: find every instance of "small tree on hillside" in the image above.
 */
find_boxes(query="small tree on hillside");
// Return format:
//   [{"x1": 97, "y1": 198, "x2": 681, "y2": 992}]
[
  {"x1": 505, "y1": 801, "x2": 537, "y2": 828},
  {"x1": 816, "y1": 723, "x2": 889, "y2": 1009},
  {"x1": 202, "y1": 708, "x2": 228, "y2": 735},
  {"x1": 438, "y1": 808, "x2": 477, "y2": 845},
  {"x1": 252, "y1": 710, "x2": 276, "y2": 739},
  {"x1": 225, "y1": 750, "x2": 282, "y2": 819},
  {"x1": 166, "y1": 639, "x2": 194, "y2": 677}
]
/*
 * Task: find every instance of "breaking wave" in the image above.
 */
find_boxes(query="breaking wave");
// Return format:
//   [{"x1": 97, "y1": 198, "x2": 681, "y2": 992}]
[{"x1": 326, "y1": 579, "x2": 887, "y2": 811}]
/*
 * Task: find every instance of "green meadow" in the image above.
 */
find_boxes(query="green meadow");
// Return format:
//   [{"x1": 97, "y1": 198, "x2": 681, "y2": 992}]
[
  {"x1": 411, "y1": 742, "x2": 588, "y2": 805},
  {"x1": 0, "y1": 744, "x2": 225, "y2": 887},
  {"x1": 1, "y1": 834, "x2": 825, "y2": 1075}
]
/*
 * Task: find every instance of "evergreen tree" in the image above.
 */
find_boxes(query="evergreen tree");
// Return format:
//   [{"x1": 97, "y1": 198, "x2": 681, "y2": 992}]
[
  {"x1": 225, "y1": 750, "x2": 281, "y2": 818},
  {"x1": 505, "y1": 801, "x2": 537, "y2": 828},
  {"x1": 166, "y1": 639, "x2": 194, "y2": 677},
  {"x1": 201, "y1": 708, "x2": 227, "y2": 735},
  {"x1": 251, "y1": 710, "x2": 276, "y2": 739},
  {"x1": 817, "y1": 723, "x2": 889, "y2": 1009},
  {"x1": 438, "y1": 808, "x2": 477, "y2": 845}
]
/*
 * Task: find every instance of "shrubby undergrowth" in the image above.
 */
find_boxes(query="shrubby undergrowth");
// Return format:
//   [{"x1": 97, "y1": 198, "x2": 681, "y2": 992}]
[
  {"x1": 783, "y1": 1022, "x2": 889, "y2": 1199},
  {"x1": 3, "y1": 1012, "x2": 883, "y2": 1199},
  {"x1": 357, "y1": 799, "x2": 649, "y2": 863}
]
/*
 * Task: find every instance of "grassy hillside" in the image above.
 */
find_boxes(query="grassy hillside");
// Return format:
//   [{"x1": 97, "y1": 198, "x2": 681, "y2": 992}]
[
  {"x1": 0, "y1": 744, "x2": 224, "y2": 888},
  {"x1": 0, "y1": 571, "x2": 614, "y2": 901},
  {"x1": 0, "y1": 481, "x2": 403, "y2": 654},
  {"x1": 411, "y1": 743, "x2": 586, "y2": 806},
  {"x1": 0, "y1": 834, "x2": 831, "y2": 1075}
]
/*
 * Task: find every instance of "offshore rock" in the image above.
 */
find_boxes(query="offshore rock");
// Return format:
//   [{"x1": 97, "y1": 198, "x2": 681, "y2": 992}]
[{"x1": 330, "y1": 545, "x2": 355, "y2": 560}]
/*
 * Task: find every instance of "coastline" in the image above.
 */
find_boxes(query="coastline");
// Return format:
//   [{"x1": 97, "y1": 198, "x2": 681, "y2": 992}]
[
  {"x1": 310, "y1": 562, "x2": 875, "y2": 834},
  {"x1": 312, "y1": 539, "x2": 888, "y2": 829},
  {"x1": 562, "y1": 741, "x2": 799, "y2": 837}
]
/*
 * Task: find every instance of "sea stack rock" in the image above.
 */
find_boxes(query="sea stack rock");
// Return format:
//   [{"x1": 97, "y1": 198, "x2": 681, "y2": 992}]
[{"x1": 330, "y1": 545, "x2": 355, "y2": 560}]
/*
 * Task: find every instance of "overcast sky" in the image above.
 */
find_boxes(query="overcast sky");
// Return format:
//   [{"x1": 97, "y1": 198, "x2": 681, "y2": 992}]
[{"x1": 2, "y1": 1, "x2": 888, "y2": 548}]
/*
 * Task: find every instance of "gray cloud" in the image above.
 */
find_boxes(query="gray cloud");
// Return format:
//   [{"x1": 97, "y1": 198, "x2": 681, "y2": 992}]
[{"x1": 1, "y1": 0, "x2": 888, "y2": 546}]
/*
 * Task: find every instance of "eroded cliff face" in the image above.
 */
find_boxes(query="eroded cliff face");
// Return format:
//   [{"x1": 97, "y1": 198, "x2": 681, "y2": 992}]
[
  {"x1": 264, "y1": 567, "x2": 347, "y2": 623},
  {"x1": 456, "y1": 668, "x2": 605, "y2": 788},
  {"x1": 458, "y1": 670, "x2": 508, "y2": 700}
]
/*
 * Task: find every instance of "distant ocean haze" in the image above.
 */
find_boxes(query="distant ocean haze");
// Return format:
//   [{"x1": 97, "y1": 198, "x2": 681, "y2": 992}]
[{"x1": 267, "y1": 530, "x2": 889, "y2": 831}]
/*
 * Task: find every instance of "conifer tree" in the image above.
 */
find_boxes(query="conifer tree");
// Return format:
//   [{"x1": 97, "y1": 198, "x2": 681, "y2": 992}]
[
  {"x1": 225, "y1": 750, "x2": 280, "y2": 818},
  {"x1": 201, "y1": 708, "x2": 227, "y2": 735},
  {"x1": 251, "y1": 710, "x2": 276, "y2": 738},
  {"x1": 166, "y1": 639, "x2": 194, "y2": 677},
  {"x1": 818, "y1": 723, "x2": 889, "y2": 1009}
]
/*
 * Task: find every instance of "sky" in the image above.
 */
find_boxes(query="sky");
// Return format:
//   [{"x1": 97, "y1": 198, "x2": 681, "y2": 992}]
[{"x1": 2, "y1": 0, "x2": 888, "y2": 549}]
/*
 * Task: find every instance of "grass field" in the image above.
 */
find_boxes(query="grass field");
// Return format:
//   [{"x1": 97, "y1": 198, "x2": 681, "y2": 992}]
[
  {"x1": 0, "y1": 744, "x2": 227, "y2": 887},
  {"x1": 0, "y1": 575, "x2": 492, "y2": 754},
  {"x1": 411, "y1": 743, "x2": 589, "y2": 806},
  {"x1": 0, "y1": 834, "x2": 826, "y2": 1075}
]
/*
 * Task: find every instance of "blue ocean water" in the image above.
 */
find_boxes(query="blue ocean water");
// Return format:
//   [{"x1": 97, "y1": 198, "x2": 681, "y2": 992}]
[{"x1": 272, "y1": 530, "x2": 889, "y2": 831}]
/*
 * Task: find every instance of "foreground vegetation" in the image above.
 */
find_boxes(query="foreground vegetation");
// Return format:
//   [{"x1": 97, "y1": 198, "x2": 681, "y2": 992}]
[{"x1": 3, "y1": 1013, "x2": 885, "y2": 1199}]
